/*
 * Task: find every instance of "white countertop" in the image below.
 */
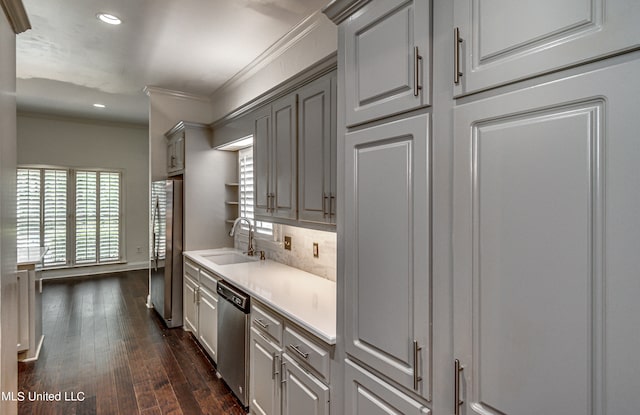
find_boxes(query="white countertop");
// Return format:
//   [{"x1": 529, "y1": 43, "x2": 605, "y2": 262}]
[
  {"x1": 17, "y1": 246, "x2": 48, "y2": 266},
  {"x1": 184, "y1": 248, "x2": 336, "y2": 345}
]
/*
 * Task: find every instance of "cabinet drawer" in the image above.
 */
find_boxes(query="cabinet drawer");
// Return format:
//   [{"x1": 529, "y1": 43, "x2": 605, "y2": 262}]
[
  {"x1": 184, "y1": 260, "x2": 199, "y2": 280},
  {"x1": 199, "y1": 268, "x2": 218, "y2": 293},
  {"x1": 345, "y1": 359, "x2": 430, "y2": 414},
  {"x1": 283, "y1": 326, "x2": 330, "y2": 382},
  {"x1": 251, "y1": 304, "x2": 283, "y2": 345}
]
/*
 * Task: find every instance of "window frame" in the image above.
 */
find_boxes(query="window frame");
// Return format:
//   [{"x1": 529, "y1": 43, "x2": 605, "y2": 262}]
[{"x1": 17, "y1": 165, "x2": 125, "y2": 269}]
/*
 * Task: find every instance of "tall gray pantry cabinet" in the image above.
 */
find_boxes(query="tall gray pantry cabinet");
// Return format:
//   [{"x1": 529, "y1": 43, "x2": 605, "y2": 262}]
[{"x1": 324, "y1": 0, "x2": 640, "y2": 414}]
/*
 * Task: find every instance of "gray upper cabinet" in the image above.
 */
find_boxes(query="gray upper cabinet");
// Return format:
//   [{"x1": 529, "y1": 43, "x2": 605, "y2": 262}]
[
  {"x1": 254, "y1": 105, "x2": 272, "y2": 218},
  {"x1": 344, "y1": 0, "x2": 431, "y2": 126},
  {"x1": 453, "y1": 0, "x2": 640, "y2": 95},
  {"x1": 298, "y1": 73, "x2": 337, "y2": 226},
  {"x1": 167, "y1": 130, "x2": 185, "y2": 176},
  {"x1": 253, "y1": 95, "x2": 297, "y2": 221},
  {"x1": 271, "y1": 95, "x2": 297, "y2": 220},
  {"x1": 344, "y1": 113, "x2": 431, "y2": 400},
  {"x1": 453, "y1": 55, "x2": 640, "y2": 415}
]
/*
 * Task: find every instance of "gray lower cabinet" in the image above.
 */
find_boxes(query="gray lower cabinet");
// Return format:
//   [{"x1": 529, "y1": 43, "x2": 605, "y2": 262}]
[
  {"x1": 344, "y1": 0, "x2": 430, "y2": 126},
  {"x1": 345, "y1": 360, "x2": 430, "y2": 415},
  {"x1": 453, "y1": 0, "x2": 640, "y2": 95},
  {"x1": 281, "y1": 354, "x2": 329, "y2": 415},
  {"x1": 298, "y1": 73, "x2": 337, "y2": 225},
  {"x1": 250, "y1": 327, "x2": 281, "y2": 415},
  {"x1": 197, "y1": 284, "x2": 218, "y2": 362},
  {"x1": 183, "y1": 260, "x2": 219, "y2": 363},
  {"x1": 250, "y1": 303, "x2": 331, "y2": 415},
  {"x1": 453, "y1": 55, "x2": 640, "y2": 415},
  {"x1": 253, "y1": 95, "x2": 298, "y2": 222},
  {"x1": 183, "y1": 272, "x2": 198, "y2": 334},
  {"x1": 344, "y1": 113, "x2": 431, "y2": 400}
]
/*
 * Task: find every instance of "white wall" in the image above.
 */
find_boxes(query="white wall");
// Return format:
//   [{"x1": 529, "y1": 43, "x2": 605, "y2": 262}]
[
  {"x1": 0, "y1": 11, "x2": 18, "y2": 415},
  {"x1": 17, "y1": 113, "x2": 149, "y2": 278},
  {"x1": 210, "y1": 11, "x2": 337, "y2": 121},
  {"x1": 145, "y1": 88, "x2": 213, "y2": 181}
]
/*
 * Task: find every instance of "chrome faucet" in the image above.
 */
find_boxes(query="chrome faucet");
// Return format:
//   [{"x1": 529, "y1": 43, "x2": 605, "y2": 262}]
[{"x1": 229, "y1": 217, "x2": 255, "y2": 256}]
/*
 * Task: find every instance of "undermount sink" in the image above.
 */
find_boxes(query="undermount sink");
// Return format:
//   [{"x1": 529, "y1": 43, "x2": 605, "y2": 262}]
[{"x1": 201, "y1": 251, "x2": 257, "y2": 266}]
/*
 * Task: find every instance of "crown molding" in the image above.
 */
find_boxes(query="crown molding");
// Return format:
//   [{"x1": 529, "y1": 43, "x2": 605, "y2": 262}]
[
  {"x1": 143, "y1": 86, "x2": 211, "y2": 103},
  {"x1": 322, "y1": 0, "x2": 371, "y2": 24},
  {"x1": 211, "y1": 10, "x2": 328, "y2": 97},
  {"x1": 1, "y1": 0, "x2": 30, "y2": 33},
  {"x1": 212, "y1": 52, "x2": 337, "y2": 128},
  {"x1": 164, "y1": 120, "x2": 210, "y2": 138}
]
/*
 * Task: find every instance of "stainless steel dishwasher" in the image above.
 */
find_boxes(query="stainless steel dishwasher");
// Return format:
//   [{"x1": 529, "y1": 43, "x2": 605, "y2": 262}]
[{"x1": 216, "y1": 280, "x2": 250, "y2": 408}]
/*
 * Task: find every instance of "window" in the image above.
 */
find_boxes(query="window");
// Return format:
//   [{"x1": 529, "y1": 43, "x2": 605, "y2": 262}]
[
  {"x1": 239, "y1": 146, "x2": 272, "y2": 235},
  {"x1": 150, "y1": 181, "x2": 167, "y2": 259},
  {"x1": 16, "y1": 167, "x2": 122, "y2": 268}
]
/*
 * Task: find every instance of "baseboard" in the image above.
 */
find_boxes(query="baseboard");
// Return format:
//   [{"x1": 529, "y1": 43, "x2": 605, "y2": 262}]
[
  {"x1": 18, "y1": 335, "x2": 44, "y2": 363},
  {"x1": 40, "y1": 261, "x2": 149, "y2": 280}
]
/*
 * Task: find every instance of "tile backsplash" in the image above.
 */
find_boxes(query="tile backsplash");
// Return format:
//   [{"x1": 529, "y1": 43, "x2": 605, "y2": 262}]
[{"x1": 233, "y1": 224, "x2": 336, "y2": 281}]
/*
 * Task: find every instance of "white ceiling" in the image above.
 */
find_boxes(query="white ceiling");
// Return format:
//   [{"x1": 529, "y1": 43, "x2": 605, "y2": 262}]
[{"x1": 16, "y1": 0, "x2": 328, "y2": 124}]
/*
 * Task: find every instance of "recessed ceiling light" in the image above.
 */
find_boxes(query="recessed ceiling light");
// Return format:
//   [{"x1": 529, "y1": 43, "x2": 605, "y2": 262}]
[
  {"x1": 93, "y1": 103, "x2": 106, "y2": 108},
  {"x1": 96, "y1": 13, "x2": 121, "y2": 25}
]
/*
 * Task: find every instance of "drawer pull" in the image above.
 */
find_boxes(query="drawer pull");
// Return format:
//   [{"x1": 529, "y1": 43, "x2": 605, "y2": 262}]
[
  {"x1": 288, "y1": 344, "x2": 309, "y2": 359},
  {"x1": 253, "y1": 318, "x2": 269, "y2": 329},
  {"x1": 455, "y1": 359, "x2": 464, "y2": 415},
  {"x1": 272, "y1": 353, "x2": 280, "y2": 380},
  {"x1": 454, "y1": 27, "x2": 463, "y2": 85}
]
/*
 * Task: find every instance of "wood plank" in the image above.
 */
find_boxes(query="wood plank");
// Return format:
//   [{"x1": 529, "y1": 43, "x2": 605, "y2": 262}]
[{"x1": 18, "y1": 270, "x2": 248, "y2": 414}]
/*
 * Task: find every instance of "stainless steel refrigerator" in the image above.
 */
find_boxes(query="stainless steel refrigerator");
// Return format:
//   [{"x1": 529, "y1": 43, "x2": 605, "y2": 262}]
[{"x1": 150, "y1": 179, "x2": 183, "y2": 328}]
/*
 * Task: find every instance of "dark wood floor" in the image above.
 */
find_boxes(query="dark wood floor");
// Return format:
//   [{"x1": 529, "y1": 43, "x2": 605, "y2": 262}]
[{"x1": 18, "y1": 270, "x2": 247, "y2": 415}]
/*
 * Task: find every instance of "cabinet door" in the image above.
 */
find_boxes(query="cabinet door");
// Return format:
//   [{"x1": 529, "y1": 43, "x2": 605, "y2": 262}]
[
  {"x1": 197, "y1": 285, "x2": 218, "y2": 363},
  {"x1": 250, "y1": 327, "x2": 281, "y2": 415},
  {"x1": 453, "y1": 56, "x2": 640, "y2": 415},
  {"x1": 254, "y1": 105, "x2": 272, "y2": 217},
  {"x1": 167, "y1": 139, "x2": 176, "y2": 174},
  {"x1": 344, "y1": 0, "x2": 430, "y2": 126},
  {"x1": 329, "y1": 73, "x2": 337, "y2": 222},
  {"x1": 298, "y1": 75, "x2": 332, "y2": 225},
  {"x1": 453, "y1": 0, "x2": 640, "y2": 95},
  {"x1": 167, "y1": 132, "x2": 185, "y2": 175},
  {"x1": 345, "y1": 360, "x2": 430, "y2": 415},
  {"x1": 174, "y1": 132, "x2": 185, "y2": 172},
  {"x1": 344, "y1": 114, "x2": 431, "y2": 399},
  {"x1": 281, "y1": 354, "x2": 329, "y2": 415},
  {"x1": 271, "y1": 95, "x2": 298, "y2": 220},
  {"x1": 183, "y1": 274, "x2": 198, "y2": 335},
  {"x1": 17, "y1": 270, "x2": 29, "y2": 352}
]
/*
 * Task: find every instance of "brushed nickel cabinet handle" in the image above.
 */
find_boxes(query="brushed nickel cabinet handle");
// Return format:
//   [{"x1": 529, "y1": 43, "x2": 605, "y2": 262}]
[
  {"x1": 413, "y1": 340, "x2": 423, "y2": 390},
  {"x1": 287, "y1": 344, "x2": 309, "y2": 359},
  {"x1": 414, "y1": 46, "x2": 423, "y2": 97},
  {"x1": 323, "y1": 193, "x2": 329, "y2": 217},
  {"x1": 454, "y1": 28, "x2": 463, "y2": 85},
  {"x1": 455, "y1": 359, "x2": 464, "y2": 415},
  {"x1": 254, "y1": 318, "x2": 269, "y2": 329},
  {"x1": 272, "y1": 352, "x2": 279, "y2": 380},
  {"x1": 281, "y1": 361, "x2": 287, "y2": 384},
  {"x1": 330, "y1": 194, "x2": 335, "y2": 218}
]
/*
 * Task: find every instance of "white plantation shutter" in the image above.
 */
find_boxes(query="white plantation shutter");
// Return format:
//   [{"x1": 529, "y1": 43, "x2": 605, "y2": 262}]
[
  {"x1": 16, "y1": 169, "x2": 41, "y2": 250},
  {"x1": 75, "y1": 171, "x2": 98, "y2": 263},
  {"x1": 42, "y1": 170, "x2": 67, "y2": 266},
  {"x1": 99, "y1": 172, "x2": 121, "y2": 261},
  {"x1": 239, "y1": 146, "x2": 272, "y2": 235},
  {"x1": 16, "y1": 166, "x2": 122, "y2": 268}
]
